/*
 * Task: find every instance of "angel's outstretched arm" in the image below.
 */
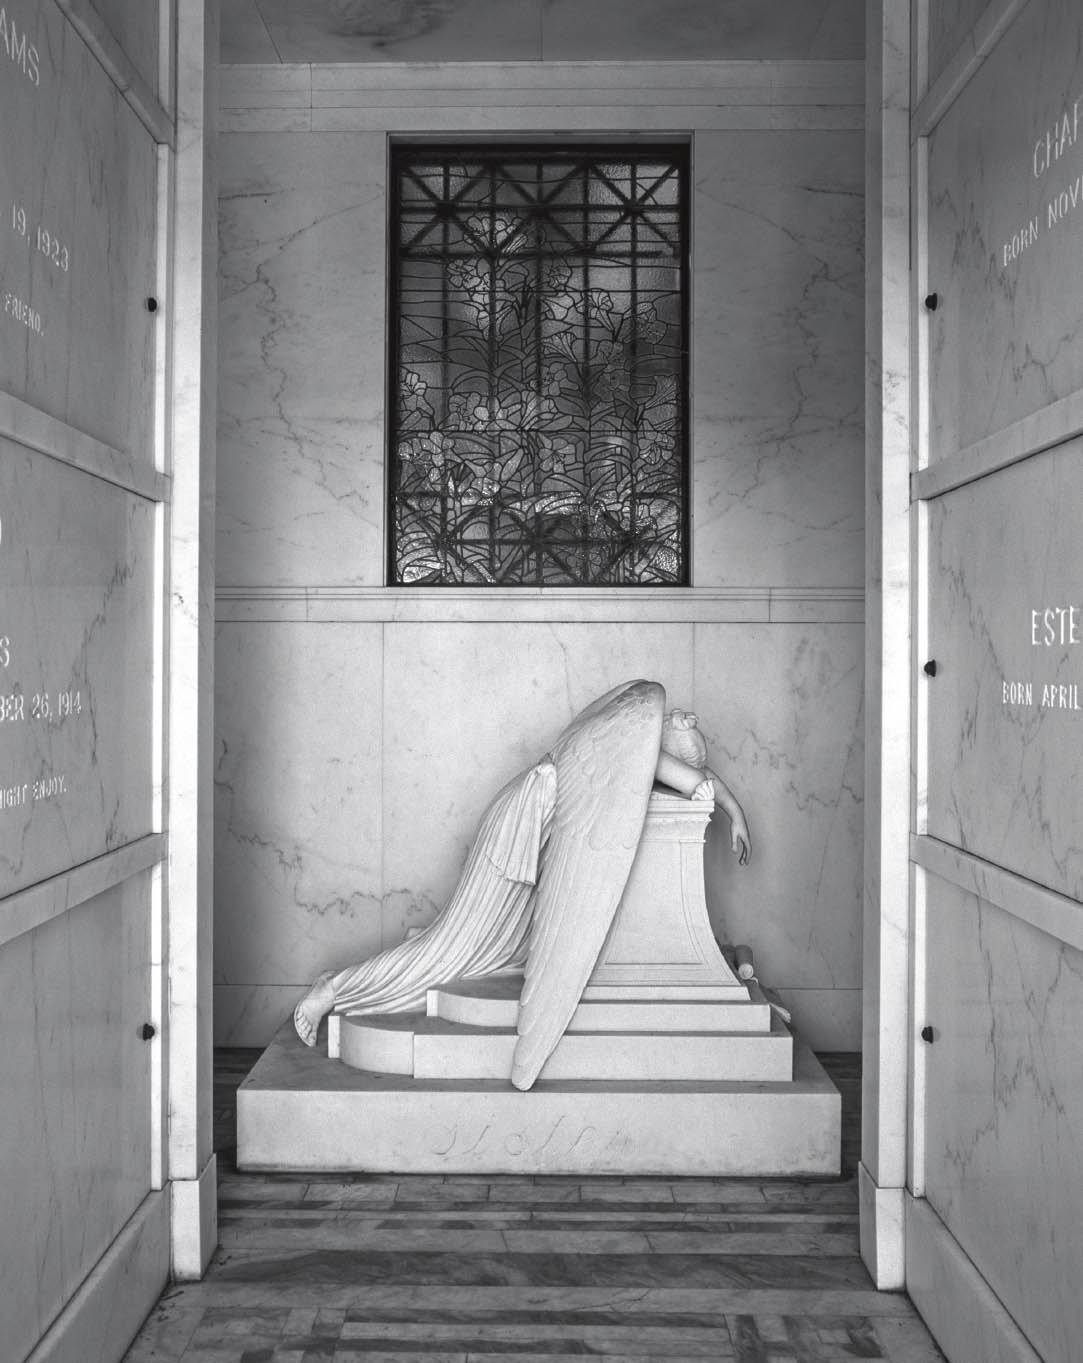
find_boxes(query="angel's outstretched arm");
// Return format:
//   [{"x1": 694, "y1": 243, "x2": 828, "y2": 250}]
[
  {"x1": 654, "y1": 751, "x2": 751, "y2": 865},
  {"x1": 705, "y1": 767, "x2": 751, "y2": 865}
]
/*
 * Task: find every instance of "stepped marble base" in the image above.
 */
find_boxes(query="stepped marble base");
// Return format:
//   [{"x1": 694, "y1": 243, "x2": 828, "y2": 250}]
[
  {"x1": 328, "y1": 975, "x2": 790, "y2": 1083},
  {"x1": 237, "y1": 1020, "x2": 841, "y2": 1176},
  {"x1": 333, "y1": 1009, "x2": 794, "y2": 1082}
]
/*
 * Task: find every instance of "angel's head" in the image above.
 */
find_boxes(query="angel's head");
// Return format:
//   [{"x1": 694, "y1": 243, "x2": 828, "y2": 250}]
[{"x1": 661, "y1": 708, "x2": 708, "y2": 769}]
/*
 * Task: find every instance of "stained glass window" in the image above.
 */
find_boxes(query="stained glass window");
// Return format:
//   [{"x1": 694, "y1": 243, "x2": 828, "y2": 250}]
[{"x1": 389, "y1": 144, "x2": 690, "y2": 586}]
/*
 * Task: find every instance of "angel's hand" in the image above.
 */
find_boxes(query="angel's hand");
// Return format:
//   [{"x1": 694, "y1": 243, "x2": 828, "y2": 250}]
[{"x1": 730, "y1": 814, "x2": 751, "y2": 866}]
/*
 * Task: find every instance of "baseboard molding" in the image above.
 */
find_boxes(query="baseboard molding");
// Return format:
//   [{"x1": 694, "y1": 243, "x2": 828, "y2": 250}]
[
  {"x1": 26, "y1": 1191, "x2": 170, "y2": 1363},
  {"x1": 858, "y1": 1162, "x2": 905, "y2": 1288},
  {"x1": 171, "y1": 1154, "x2": 219, "y2": 1280},
  {"x1": 905, "y1": 1195, "x2": 1042, "y2": 1363}
]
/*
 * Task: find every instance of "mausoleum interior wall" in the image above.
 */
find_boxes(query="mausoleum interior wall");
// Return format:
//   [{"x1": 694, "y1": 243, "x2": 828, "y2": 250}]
[
  {"x1": 213, "y1": 22, "x2": 867, "y2": 1051},
  {"x1": 1, "y1": 0, "x2": 218, "y2": 1355},
  {"x1": 893, "y1": 1, "x2": 1083, "y2": 1358}
]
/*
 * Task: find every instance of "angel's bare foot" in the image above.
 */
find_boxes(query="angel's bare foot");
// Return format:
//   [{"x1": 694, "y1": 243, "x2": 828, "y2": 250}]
[{"x1": 293, "y1": 971, "x2": 336, "y2": 1047}]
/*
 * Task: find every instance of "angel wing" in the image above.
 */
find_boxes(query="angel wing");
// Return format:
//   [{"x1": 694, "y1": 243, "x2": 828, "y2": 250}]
[{"x1": 510, "y1": 679, "x2": 665, "y2": 1090}]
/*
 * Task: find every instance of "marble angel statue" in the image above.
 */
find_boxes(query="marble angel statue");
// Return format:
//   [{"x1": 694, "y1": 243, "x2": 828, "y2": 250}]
[{"x1": 294, "y1": 679, "x2": 751, "y2": 1090}]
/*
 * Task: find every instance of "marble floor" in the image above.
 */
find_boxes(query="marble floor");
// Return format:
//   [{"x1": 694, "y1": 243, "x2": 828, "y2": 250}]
[{"x1": 124, "y1": 1053, "x2": 944, "y2": 1362}]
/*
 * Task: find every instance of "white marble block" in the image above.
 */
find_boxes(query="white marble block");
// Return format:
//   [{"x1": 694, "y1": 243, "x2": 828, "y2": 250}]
[
  {"x1": 335, "y1": 1008, "x2": 793, "y2": 1083},
  {"x1": 587, "y1": 791, "x2": 749, "y2": 995},
  {"x1": 239, "y1": 1022, "x2": 841, "y2": 1176}
]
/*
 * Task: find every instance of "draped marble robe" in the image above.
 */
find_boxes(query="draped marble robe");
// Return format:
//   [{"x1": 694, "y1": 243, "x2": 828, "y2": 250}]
[{"x1": 313, "y1": 759, "x2": 557, "y2": 1016}]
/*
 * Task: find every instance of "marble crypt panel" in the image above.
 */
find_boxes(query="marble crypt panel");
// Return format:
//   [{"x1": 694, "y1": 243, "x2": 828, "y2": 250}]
[
  {"x1": 0, "y1": 0, "x2": 158, "y2": 459},
  {"x1": 926, "y1": 0, "x2": 1083, "y2": 462},
  {"x1": 0, "y1": 441, "x2": 156, "y2": 897},
  {"x1": 926, "y1": 439, "x2": 1083, "y2": 902}
]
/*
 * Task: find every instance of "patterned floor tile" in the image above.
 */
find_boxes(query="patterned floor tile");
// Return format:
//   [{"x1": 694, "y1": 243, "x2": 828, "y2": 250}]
[{"x1": 124, "y1": 1054, "x2": 944, "y2": 1363}]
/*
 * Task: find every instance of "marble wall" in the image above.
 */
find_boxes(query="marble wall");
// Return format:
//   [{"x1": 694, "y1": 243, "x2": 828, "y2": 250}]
[
  {"x1": 907, "y1": 2, "x2": 1083, "y2": 1359},
  {"x1": 926, "y1": 0, "x2": 1083, "y2": 463},
  {"x1": 0, "y1": 0, "x2": 158, "y2": 460},
  {"x1": 214, "y1": 58, "x2": 866, "y2": 1049},
  {"x1": 0, "y1": 875, "x2": 155, "y2": 1363},
  {"x1": 0, "y1": 1, "x2": 176, "y2": 1358},
  {"x1": 922, "y1": 875, "x2": 1083, "y2": 1363},
  {"x1": 0, "y1": 444, "x2": 156, "y2": 897},
  {"x1": 926, "y1": 440, "x2": 1083, "y2": 902},
  {"x1": 221, "y1": 0, "x2": 865, "y2": 64}
]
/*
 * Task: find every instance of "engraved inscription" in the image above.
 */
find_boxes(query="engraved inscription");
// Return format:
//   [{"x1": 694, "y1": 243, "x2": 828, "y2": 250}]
[
  {"x1": 1000, "y1": 606, "x2": 1082, "y2": 714},
  {"x1": 5, "y1": 199, "x2": 75, "y2": 339},
  {"x1": 1033, "y1": 97, "x2": 1083, "y2": 179},
  {"x1": 3, "y1": 290, "x2": 41, "y2": 333},
  {"x1": 0, "y1": 517, "x2": 89, "y2": 817},
  {"x1": 0, "y1": 0, "x2": 157, "y2": 451},
  {"x1": 11, "y1": 202, "x2": 71, "y2": 271},
  {"x1": 1031, "y1": 605, "x2": 1080, "y2": 645},
  {"x1": 998, "y1": 89, "x2": 1083, "y2": 268},
  {"x1": 0, "y1": 6, "x2": 40, "y2": 86},
  {"x1": 425, "y1": 1116, "x2": 620, "y2": 1162},
  {"x1": 0, "y1": 773, "x2": 68, "y2": 810}
]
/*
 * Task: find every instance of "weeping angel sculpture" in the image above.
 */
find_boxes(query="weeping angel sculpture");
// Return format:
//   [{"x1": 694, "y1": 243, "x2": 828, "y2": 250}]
[{"x1": 294, "y1": 679, "x2": 751, "y2": 1090}]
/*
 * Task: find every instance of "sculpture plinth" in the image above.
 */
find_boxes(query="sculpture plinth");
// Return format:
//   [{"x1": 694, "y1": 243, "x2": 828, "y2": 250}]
[
  {"x1": 585, "y1": 791, "x2": 750, "y2": 995},
  {"x1": 239, "y1": 792, "x2": 841, "y2": 1174}
]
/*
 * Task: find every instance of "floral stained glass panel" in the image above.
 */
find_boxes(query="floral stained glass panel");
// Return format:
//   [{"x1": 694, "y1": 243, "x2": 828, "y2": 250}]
[{"x1": 389, "y1": 146, "x2": 689, "y2": 586}]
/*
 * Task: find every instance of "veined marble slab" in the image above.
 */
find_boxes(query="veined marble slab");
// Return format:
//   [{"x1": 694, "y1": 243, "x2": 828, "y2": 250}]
[
  {"x1": 926, "y1": 439, "x2": 1083, "y2": 902},
  {"x1": 0, "y1": 873, "x2": 155, "y2": 1363},
  {"x1": 428, "y1": 977, "x2": 773, "y2": 1032},
  {"x1": 926, "y1": 0, "x2": 1083, "y2": 461},
  {"x1": 0, "y1": 0, "x2": 158, "y2": 458},
  {"x1": 333, "y1": 1012, "x2": 793, "y2": 1082},
  {"x1": 221, "y1": 0, "x2": 865, "y2": 64},
  {"x1": 238, "y1": 1021, "x2": 840, "y2": 1176},
  {"x1": 922, "y1": 874, "x2": 1083, "y2": 1363},
  {"x1": 0, "y1": 444, "x2": 155, "y2": 897}
]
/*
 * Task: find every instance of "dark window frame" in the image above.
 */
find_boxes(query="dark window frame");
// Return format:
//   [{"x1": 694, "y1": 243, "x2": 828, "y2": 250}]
[{"x1": 387, "y1": 141, "x2": 691, "y2": 587}]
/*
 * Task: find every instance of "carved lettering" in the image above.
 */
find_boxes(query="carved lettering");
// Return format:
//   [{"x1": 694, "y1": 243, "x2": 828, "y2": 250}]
[
  {"x1": 1033, "y1": 97, "x2": 1083, "y2": 178},
  {"x1": 1030, "y1": 605, "x2": 1081, "y2": 645},
  {"x1": 1002, "y1": 680, "x2": 1033, "y2": 706},
  {"x1": 0, "y1": 6, "x2": 40, "y2": 86},
  {"x1": 425, "y1": 1116, "x2": 601, "y2": 1161},
  {"x1": 11, "y1": 204, "x2": 71, "y2": 272},
  {"x1": 0, "y1": 771, "x2": 68, "y2": 811},
  {"x1": 1047, "y1": 171, "x2": 1083, "y2": 229},
  {"x1": 3, "y1": 289, "x2": 41, "y2": 333},
  {"x1": 1039, "y1": 683, "x2": 1081, "y2": 710},
  {"x1": 0, "y1": 782, "x2": 29, "y2": 810},
  {"x1": 32, "y1": 772, "x2": 66, "y2": 800},
  {"x1": 1002, "y1": 215, "x2": 1040, "y2": 266},
  {"x1": 0, "y1": 686, "x2": 82, "y2": 724}
]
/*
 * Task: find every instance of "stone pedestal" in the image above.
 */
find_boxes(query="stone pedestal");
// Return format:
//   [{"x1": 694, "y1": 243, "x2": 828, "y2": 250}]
[
  {"x1": 238, "y1": 790, "x2": 841, "y2": 1174},
  {"x1": 239, "y1": 1020, "x2": 841, "y2": 1174},
  {"x1": 586, "y1": 790, "x2": 748, "y2": 996}
]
